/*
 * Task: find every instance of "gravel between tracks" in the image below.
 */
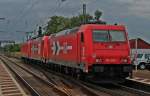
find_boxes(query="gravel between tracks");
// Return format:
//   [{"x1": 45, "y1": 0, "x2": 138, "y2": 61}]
[
  {"x1": 9, "y1": 57, "x2": 111, "y2": 96},
  {"x1": 5, "y1": 56, "x2": 150, "y2": 96},
  {"x1": 0, "y1": 56, "x2": 70, "y2": 96}
]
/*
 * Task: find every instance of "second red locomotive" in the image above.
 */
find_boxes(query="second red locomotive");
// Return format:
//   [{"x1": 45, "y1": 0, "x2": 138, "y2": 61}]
[{"x1": 21, "y1": 24, "x2": 132, "y2": 83}]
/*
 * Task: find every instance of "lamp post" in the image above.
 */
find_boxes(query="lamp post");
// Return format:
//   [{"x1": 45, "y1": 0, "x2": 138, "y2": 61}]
[
  {"x1": 83, "y1": 3, "x2": 86, "y2": 24},
  {"x1": 81, "y1": 0, "x2": 87, "y2": 24},
  {"x1": 0, "y1": 17, "x2": 5, "y2": 47}
]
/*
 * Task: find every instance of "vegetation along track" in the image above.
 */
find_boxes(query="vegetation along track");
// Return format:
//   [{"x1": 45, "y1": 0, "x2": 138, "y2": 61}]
[
  {"x1": 0, "y1": 55, "x2": 74, "y2": 96},
  {"x1": 2, "y1": 55, "x2": 150, "y2": 96}
]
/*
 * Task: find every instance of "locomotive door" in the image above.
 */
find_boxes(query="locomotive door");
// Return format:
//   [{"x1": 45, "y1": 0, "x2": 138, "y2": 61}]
[
  {"x1": 28, "y1": 41, "x2": 32, "y2": 58},
  {"x1": 77, "y1": 32, "x2": 84, "y2": 64}
]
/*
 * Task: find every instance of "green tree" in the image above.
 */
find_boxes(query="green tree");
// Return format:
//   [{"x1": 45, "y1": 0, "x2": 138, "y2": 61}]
[
  {"x1": 45, "y1": 14, "x2": 94, "y2": 35},
  {"x1": 3, "y1": 44, "x2": 20, "y2": 52},
  {"x1": 45, "y1": 10, "x2": 106, "y2": 35},
  {"x1": 94, "y1": 10, "x2": 106, "y2": 24},
  {"x1": 94, "y1": 10, "x2": 102, "y2": 21},
  {"x1": 46, "y1": 16, "x2": 70, "y2": 34}
]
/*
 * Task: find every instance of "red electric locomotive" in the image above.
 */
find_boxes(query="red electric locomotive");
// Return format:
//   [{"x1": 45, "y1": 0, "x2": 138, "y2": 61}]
[
  {"x1": 47, "y1": 24, "x2": 132, "y2": 82},
  {"x1": 21, "y1": 24, "x2": 132, "y2": 83},
  {"x1": 21, "y1": 41, "x2": 31, "y2": 58},
  {"x1": 21, "y1": 36, "x2": 46, "y2": 63}
]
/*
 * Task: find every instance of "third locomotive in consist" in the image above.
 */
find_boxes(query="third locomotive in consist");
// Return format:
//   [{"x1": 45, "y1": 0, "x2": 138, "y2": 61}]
[{"x1": 21, "y1": 24, "x2": 132, "y2": 83}]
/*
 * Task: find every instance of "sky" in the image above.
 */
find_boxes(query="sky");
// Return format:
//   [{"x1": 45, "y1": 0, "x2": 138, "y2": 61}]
[{"x1": 0, "y1": 0, "x2": 150, "y2": 43}]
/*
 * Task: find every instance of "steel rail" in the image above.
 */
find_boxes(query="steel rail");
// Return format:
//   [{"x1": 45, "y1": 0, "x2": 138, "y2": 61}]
[
  {"x1": 114, "y1": 83, "x2": 150, "y2": 96},
  {"x1": 0, "y1": 57, "x2": 40, "y2": 96},
  {"x1": 37, "y1": 64, "x2": 150, "y2": 96},
  {"x1": 0, "y1": 55, "x2": 71, "y2": 96},
  {"x1": 6, "y1": 55, "x2": 150, "y2": 96},
  {"x1": 8, "y1": 56, "x2": 111, "y2": 96},
  {"x1": 32, "y1": 64, "x2": 124, "y2": 96}
]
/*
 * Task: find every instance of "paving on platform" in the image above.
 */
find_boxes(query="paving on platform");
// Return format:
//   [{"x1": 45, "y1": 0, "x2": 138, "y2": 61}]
[
  {"x1": 127, "y1": 77, "x2": 150, "y2": 85},
  {"x1": 0, "y1": 60, "x2": 27, "y2": 96}
]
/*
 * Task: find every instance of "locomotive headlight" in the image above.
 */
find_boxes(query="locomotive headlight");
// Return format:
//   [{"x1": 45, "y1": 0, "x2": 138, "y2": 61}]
[
  {"x1": 96, "y1": 58, "x2": 102, "y2": 63},
  {"x1": 92, "y1": 53, "x2": 96, "y2": 58},
  {"x1": 121, "y1": 58, "x2": 128, "y2": 63}
]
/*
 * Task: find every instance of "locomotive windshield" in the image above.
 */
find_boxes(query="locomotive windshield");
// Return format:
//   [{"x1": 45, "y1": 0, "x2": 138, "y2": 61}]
[{"x1": 93, "y1": 30, "x2": 126, "y2": 42}]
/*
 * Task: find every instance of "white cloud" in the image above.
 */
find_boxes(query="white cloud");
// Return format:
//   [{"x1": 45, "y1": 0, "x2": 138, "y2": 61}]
[
  {"x1": 129, "y1": 0, "x2": 150, "y2": 17},
  {"x1": 116, "y1": 0, "x2": 150, "y2": 18},
  {"x1": 116, "y1": 0, "x2": 134, "y2": 3}
]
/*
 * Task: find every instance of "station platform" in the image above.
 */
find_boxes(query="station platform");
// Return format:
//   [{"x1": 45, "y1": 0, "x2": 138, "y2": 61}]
[
  {"x1": 0, "y1": 60, "x2": 27, "y2": 96},
  {"x1": 127, "y1": 77, "x2": 150, "y2": 85}
]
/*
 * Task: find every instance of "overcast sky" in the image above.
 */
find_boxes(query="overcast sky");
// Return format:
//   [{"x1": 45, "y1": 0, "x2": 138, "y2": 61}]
[{"x1": 0, "y1": 0, "x2": 150, "y2": 43}]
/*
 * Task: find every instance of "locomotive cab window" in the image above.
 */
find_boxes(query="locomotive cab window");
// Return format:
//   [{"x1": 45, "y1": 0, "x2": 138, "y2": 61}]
[
  {"x1": 92, "y1": 30, "x2": 126, "y2": 42},
  {"x1": 93, "y1": 30, "x2": 109, "y2": 42},
  {"x1": 109, "y1": 30, "x2": 126, "y2": 42}
]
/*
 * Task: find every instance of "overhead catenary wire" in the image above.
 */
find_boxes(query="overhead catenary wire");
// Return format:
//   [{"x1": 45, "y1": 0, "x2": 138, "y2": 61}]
[
  {"x1": 36, "y1": 0, "x2": 94, "y2": 33},
  {"x1": 10, "y1": 0, "x2": 40, "y2": 33},
  {"x1": 7, "y1": 0, "x2": 41, "y2": 42},
  {"x1": 8, "y1": 0, "x2": 33, "y2": 30},
  {"x1": 18, "y1": 0, "x2": 64, "y2": 33},
  {"x1": 10, "y1": 0, "x2": 96, "y2": 35},
  {"x1": 36, "y1": 0, "x2": 68, "y2": 32},
  {"x1": 11, "y1": 0, "x2": 80, "y2": 32}
]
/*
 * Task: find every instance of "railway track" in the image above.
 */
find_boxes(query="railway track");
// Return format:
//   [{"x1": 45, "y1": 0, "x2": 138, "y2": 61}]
[
  {"x1": 0, "y1": 55, "x2": 111, "y2": 96},
  {"x1": 3, "y1": 55, "x2": 150, "y2": 96},
  {"x1": 35, "y1": 65, "x2": 150, "y2": 96},
  {"x1": 48, "y1": 72, "x2": 150, "y2": 96},
  {"x1": 0, "y1": 60, "x2": 27, "y2": 96},
  {"x1": 113, "y1": 83, "x2": 150, "y2": 96},
  {"x1": 0, "y1": 55, "x2": 74, "y2": 96},
  {"x1": 37, "y1": 65, "x2": 150, "y2": 96},
  {"x1": 117, "y1": 79, "x2": 150, "y2": 95},
  {"x1": 40, "y1": 68, "x2": 110, "y2": 96}
]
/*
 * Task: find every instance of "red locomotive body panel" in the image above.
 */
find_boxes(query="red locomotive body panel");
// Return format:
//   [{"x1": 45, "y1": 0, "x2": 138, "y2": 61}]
[
  {"x1": 46, "y1": 24, "x2": 131, "y2": 73},
  {"x1": 21, "y1": 42, "x2": 28, "y2": 57},
  {"x1": 21, "y1": 24, "x2": 132, "y2": 82},
  {"x1": 30, "y1": 38, "x2": 41, "y2": 60},
  {"x1": 42, "y1": 36, "x2": 50, "y2": 60},
  {"x1": 81, "y1": 25, "x2": 130, "y2": 65},
  {"x1": 21, "y1": 37, "x2": 43, "y2": 61},
  {"x1": 21, "y1": 41, "x2": 32, "y2": 58},
  {"x1": 48, "y1": 29, "x2": 79, "y2": 68}
]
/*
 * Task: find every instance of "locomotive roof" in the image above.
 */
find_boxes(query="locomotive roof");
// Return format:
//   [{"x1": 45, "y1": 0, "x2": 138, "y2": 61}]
[
  {"x1": 80, "y1": 24, "x2": 125, "y2": 31},
  {"x1": 51, "y1": 24, "x2": 126, "y2": 37},
  {"x1": 54, "y1": 27, "x2": 79, "y2": 37}
]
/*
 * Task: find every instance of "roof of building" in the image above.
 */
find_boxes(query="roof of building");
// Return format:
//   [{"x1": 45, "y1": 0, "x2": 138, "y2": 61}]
[{"x1": 129, "y1": 38, "x2": 150, "y2": 49}]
